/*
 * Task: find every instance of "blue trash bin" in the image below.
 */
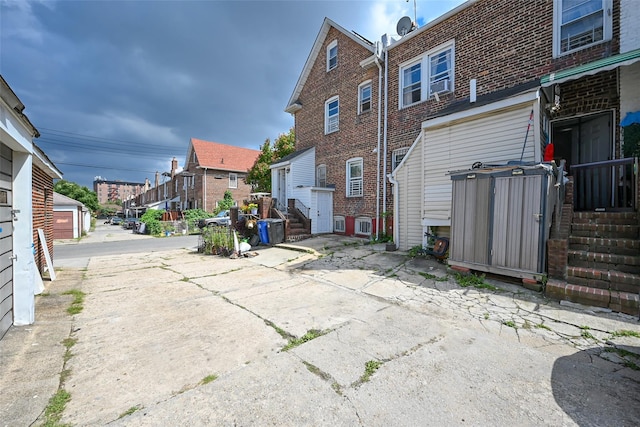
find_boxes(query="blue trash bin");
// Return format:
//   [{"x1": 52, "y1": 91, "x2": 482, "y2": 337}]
[{"x1": 257, "y1": 220, "x2": 269, "y2": 244}]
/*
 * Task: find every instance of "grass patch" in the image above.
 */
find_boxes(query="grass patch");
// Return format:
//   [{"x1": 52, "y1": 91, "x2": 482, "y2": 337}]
[
  {"x1": 62, "y1": 338, "x2": 77, "y2": 363},
  {"x1": 282, "y1": 329, "x2": 326, "y2": 351},
  {"x1": 611, "y1": 330, "x2": 640, "y2": 339},
  {"x1": 603, "y1": 347, "x2": 640, "y2": 370},
  {"x1": 42, "y1": 389, "x2": 71, "y2": 427},
  {"x1": 62, "y1": 289, "x2": 85, "y2": 315},
  {"x1": 360, "y1": 360, "x2": 383, "y2": 383},
  {"x1": 419, "y1": 272, "x2": 449, "y2": 281},
  {"x1": 581, "y1": 330, "x2": 596, "y2": 340},
  {"x1": 455, "y1": 273, "x2": 499, "y2": 291},
  {"x1": 200, "y1": 374, "x2": 218, "y2": 385},
  {"x1": 118, "y1": 405, "x2": 142, "y2": 419}
]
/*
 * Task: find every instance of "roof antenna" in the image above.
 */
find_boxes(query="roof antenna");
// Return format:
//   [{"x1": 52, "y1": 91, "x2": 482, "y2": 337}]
[{"x1": 406, "y1": 0, "x2": 417, "y2": 25}]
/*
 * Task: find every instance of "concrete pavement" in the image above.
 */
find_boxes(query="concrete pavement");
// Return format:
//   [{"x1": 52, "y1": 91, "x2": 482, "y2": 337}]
[{"x1": 1, "y1": 226, "x2": 640, "y2": 426}]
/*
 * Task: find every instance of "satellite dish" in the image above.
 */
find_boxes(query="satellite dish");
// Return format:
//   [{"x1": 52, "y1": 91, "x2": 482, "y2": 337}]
[{"x1": 396, "y1": 16, "x2": 413, "y2": 36}]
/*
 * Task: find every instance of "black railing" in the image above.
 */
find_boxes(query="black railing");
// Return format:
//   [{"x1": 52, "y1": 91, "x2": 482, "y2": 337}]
[{"x1": 572, "y1": 157, "x2": 638, "y2": 211}]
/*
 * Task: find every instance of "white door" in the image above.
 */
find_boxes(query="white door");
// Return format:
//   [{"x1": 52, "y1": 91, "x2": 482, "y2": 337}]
[
  {"x1": 0, "y1": 143, "x2": 13, "y2": 339},
  {"x1": 277, "y1": 169, "x2": 287, "y2": 211},
  {"x1": 315, "y1": 191, "x2": 333, "y2": 233}
]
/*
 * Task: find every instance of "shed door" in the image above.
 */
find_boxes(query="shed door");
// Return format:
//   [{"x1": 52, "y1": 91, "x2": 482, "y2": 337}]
[
  {"x1": 491, "y1": 175, "x2": 544, "y2": 272},
  {"x1": 314, "y1": 191, "x2": 333, "y2": 233},
  {"x1": 0, "y1": 143, "x2": 13, "y2": 339},
  {"x1": 54, "y1": 211, "x2": 74, "y2": 239}
]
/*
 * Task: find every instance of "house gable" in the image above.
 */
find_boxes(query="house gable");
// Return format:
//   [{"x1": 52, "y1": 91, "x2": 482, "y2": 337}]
[{"x1": 186, "y1": 138, "x2": 260, "y2": 173}]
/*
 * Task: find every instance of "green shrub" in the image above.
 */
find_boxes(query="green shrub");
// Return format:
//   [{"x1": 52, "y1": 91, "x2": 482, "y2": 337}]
[{"x1": 140, "y1": 209, "x2": 164, "y2": 235}]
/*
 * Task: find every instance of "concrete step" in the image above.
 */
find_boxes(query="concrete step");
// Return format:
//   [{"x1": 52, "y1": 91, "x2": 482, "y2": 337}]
[
  {"x1": 568, "y1": 236, "x2": 640, "y2": 256},
  {"x1": 567, "y1": 249, "x2": 640, "y2": 275}
]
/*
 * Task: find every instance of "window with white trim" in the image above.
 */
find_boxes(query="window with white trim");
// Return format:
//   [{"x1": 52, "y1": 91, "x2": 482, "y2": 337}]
[
  {"x1": 316, "y1": 164, "x2": 327, "y2": 187},
  {"x1": 553, "y1": 0, "x2": 611, "y2": 57},
  {"x1": 355, "y1": 217, "x2": 372, "y2": 236},
  {"x1": 392, "y1": 147, "x2": 410, "y2": 170},
  {"x1": 400, "y1": 41, "x2": 454, "y2": 108},
  {"x1": 346, "y1": 157, "x2": 363, "y2": 197},
  {"x1": 327, "y1": 40, "x2": 338, "y2": 71},
  {"x1": 334, "y1": 215, "x2": 345, "y2": 233},
  {"x1": 358, "y1": 81, "x2": 372, "y2": 114},
  {"x1": 229, "y1": 173, "x2": 237, "y2": 189},
  {"x1": 325, "y1": 96, "x2": 339, "y2": 134}
]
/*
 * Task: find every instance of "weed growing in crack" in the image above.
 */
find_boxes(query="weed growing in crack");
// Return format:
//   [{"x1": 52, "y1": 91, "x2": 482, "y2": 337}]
[
  {"x1": 454, "y1": 273, "x2": 499, "y2": 291},
  {"x1": 502, "y1": 320, "x2": 517, "y2": 329},
  {"x1": 282, "y1": 329, "x2": 326, "y2": 351},
  {"x1": 332, "y1": 382, "x2": 343, "y2": 395},
  {"x1": 43, "y1": 389, "x2": 71, "y2": 427},
  {"x1": 264, "y1": 320, "x2": 295, "y2": 341},
  {"x1": 360, "y1": 360, "x2": 383, "y2": 383},
  {"x1": 62, "y1": 290, "x2": 85, "y2": 315},
  {"x1": 200, "y1": 374, "x2": 218, "y2": 385},
  {"x1": 118, "y1": 405, "x2": 142, "y2": 419},
  {"x1": 611, "y1": 330, "x2": 640, "y2": 339},
  {"x1": 483, "y1": 313, "x2": 489, "y2": 320},
  {"x1": 603, "y1": 347, "x2": 640, "y2": 370},
  {"x1": 581, "y1": 330, "x2": 597, "y2": 340},
  {"x1": 535, "y1": 323, "x2": 552, "y2": 331},
  {"x1": 62, "y1": 338, "x2": 77, "y2": 363}
]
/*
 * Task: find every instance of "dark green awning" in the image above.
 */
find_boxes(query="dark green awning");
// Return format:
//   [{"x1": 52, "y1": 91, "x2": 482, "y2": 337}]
[{"x1": 541, "y1": 48, "x2": 640, "y2": 86}]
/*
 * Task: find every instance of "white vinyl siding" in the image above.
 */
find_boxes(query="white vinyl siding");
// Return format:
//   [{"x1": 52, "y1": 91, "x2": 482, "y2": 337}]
[
  {"x1": 395, "y1": 135, "x2": 424, "y2": 251},
  {"x1": 422, "y1": 103, "x2": 537, "y2": 223}
]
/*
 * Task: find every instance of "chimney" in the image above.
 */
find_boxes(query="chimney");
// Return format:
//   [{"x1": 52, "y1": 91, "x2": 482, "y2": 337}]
[
  {"x1": 145, "y1": 177, "x2": 150, "y2": 190},
  {"x1": 155, "y1": 171, "x2": 159, "y2": 188},
  {"x1": 171, "y1": 157, "x2": 178, "y2": 179}
]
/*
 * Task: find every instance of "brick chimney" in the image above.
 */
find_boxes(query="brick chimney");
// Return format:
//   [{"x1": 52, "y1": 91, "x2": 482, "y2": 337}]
[
  {"x1": 171, "y1": 157, "x2": 178, "y2": 179},
  {"x1": 155, "y1": 171, "x2": 159, "y2": 188}
]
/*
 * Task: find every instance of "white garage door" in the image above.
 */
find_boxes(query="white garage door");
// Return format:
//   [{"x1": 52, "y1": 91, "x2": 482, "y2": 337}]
[{"x1": 0, "y1": 143, "x2": 13, "y2": 339}]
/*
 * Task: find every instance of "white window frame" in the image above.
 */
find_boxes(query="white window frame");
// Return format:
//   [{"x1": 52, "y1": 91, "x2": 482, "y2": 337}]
[
  {"x1": 327, "y1": 40, "x2": 338, "y2": 71},
  {"x1": 316, "y1": 164, "x2": 327, "y2": 187},
  {"x1": 399, "y1": 40, "x2": 454, "y2": 108},
  {"x1": 334, "y1": 215, "x2": 345, "y2": 233},
  {"x1": 355, "y1": 217, "x2": 372, "y2": 236},
  {"x1": 346, "y1": 157, "x2": 363, "y2": 197},
  {"x1": 358, "y1": 80, "x2": 372, "y2": 114},
  {"x1": 553, "y1": 0, "x2": 612, "y2": 57},
  {"x1": 325, "y1": 96, "x2": 339, "y2": 134},
  {"x1": 392, "y1": 147, "x2": 410, "y2": 170},
  {"x1": 229, "y1": 173, "x2": 238, "y2": 189}
]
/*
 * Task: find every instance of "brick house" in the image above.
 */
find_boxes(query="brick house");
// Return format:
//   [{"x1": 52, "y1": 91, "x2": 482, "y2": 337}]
[
  {"x1": 133, "y1": 139, "x2": 260, "y2": 214},
  {"x1": 1, "y1": 75, "x2": 62, "y2": 339},
  {"x1": 284, "y1": 1, "x2": 640, "y2": 313}
]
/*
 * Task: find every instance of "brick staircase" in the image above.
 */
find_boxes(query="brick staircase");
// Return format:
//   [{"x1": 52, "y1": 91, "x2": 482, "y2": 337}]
[
  {"x1": 285, "y1": 214, "x2": 311, "y2": 242},
  {"x1": 564, "y1": 211, "x2": 640, "y2": 315}
]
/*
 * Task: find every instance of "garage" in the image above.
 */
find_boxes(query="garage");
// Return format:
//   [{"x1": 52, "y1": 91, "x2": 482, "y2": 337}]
[{"x1": 53, "y1": 211, "x2": 74, "y2": 240}]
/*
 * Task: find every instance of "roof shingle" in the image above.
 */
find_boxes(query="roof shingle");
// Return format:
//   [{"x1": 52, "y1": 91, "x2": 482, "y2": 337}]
[{"x1": 189, "y1": 138, "x2": 260, "y2": 172}]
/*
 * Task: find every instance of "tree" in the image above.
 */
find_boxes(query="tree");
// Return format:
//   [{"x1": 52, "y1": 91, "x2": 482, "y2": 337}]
[
  {"x1": 54, "y1": 180, "x2": 100, "y2": 212},
  {"x1": 218, "y1": 190, "x2": 235, "y2": 211},
  {"x1": 247, "y1": 128, "x2": 295, "y2": 192}
]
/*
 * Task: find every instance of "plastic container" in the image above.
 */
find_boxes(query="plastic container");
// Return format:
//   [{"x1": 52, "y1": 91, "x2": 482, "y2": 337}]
[
  {"x1": 266, "y1": 219, "x2": 284, "y2": 244},
  {"x1": 257, "y1": 220, "x2": 269, "y2": 244}
]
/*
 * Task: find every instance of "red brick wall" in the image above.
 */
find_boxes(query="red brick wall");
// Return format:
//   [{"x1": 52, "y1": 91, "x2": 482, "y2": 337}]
[
  {"x1": 32, "y1": 166, "x2": 54, "y2": 273},
  {"x1": 294, "y1": 27, "x2": 380, "y2": 231}
]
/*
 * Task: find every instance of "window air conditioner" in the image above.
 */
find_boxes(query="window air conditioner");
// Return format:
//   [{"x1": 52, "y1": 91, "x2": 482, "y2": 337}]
[{"x1": 430, "y1": 79, "x2": 450, "y2": 94}]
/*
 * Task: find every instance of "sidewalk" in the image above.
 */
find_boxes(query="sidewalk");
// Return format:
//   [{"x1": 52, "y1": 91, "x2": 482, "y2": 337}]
[{"x1": 2, "y1": 231, "x2": 639, "y2": 426}]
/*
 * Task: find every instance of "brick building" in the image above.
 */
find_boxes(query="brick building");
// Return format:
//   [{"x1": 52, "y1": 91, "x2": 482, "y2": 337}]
[
  {"x1": 283, "y1": 0, "x2": 640, "y2": 313},
  {"x1": 93, "y1": 178, "x2": 148, "y2": 205}
]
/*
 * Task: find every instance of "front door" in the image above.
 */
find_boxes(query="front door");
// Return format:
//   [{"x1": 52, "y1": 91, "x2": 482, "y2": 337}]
[
  {"x1": 0, "y1": 143, "x2": 13, "y2": 339},
  {"x1": 552, "y1": 111, "x2": 614, "y2": 210},
  {"x1": 277, "y1": 169, "x2": 287, "y2": 211},
  {"x1": 315, "y1": 191, "x2": 333, "y2": 233}
]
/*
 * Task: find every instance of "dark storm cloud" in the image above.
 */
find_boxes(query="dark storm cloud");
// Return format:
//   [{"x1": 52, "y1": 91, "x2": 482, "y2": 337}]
[{"x1": 1, "y1": 0, "x2": 464, "y2": 187}]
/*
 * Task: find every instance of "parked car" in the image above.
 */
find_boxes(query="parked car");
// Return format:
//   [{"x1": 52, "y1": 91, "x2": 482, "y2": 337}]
[
  {"x1": 110, "y1": 217, "x2": 123, "y2": 225},
  {"x1": 122, "y1": 218, "x2": 138, "y2": 229},
  {"x1": 197, "y1": 210, "x2": 230, "y2": 228}
]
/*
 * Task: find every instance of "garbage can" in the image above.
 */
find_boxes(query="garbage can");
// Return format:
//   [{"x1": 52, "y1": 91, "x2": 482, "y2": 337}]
[
  {"x1": 257, "y1": 220, "x2": 269, "y2": 244},
  {"x1": 266, "y1": 218, "x2": 284, "y2": 244}
]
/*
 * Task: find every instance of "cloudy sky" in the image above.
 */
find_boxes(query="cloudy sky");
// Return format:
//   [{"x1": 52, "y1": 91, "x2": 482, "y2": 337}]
[{"x1": 1, "y1": 0, "x2": 465, "y2": 189}]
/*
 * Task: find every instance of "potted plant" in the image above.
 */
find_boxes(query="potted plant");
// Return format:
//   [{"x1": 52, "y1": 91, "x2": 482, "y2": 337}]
[
  {"x1": 240, "y1": 204, "x2": 250, "y2": 214},
  {"x1": 248, "y1": 203, "x2": 258, "y2": 215}
]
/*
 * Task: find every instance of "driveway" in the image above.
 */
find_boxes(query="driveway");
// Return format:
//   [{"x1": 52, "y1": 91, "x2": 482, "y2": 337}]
[{"x1": 1, "y1": 231, "x2": 639, "y2": 426}]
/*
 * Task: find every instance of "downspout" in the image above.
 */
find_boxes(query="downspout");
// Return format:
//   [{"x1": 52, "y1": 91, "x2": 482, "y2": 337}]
[
  {"x1": 375, "y1": 47, "x2": 383, "y2": 239},
  {"x1": 382, "y1": 43, "x2": 389, "y2": 234},
  {"x1": 203, "y1": 168, "x2": 207, "y2": 211},
  {"x1": 388, "y1": 172, "x2": 399, "y2": 248}
]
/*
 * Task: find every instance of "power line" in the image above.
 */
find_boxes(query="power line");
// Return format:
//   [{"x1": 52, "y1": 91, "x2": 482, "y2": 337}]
[
  {"x1": 39, "y1": 127, "x2": 186, "y2": 151},
  {"x1": 54, "y1": 161, "x2": 161, "y2": 174}
]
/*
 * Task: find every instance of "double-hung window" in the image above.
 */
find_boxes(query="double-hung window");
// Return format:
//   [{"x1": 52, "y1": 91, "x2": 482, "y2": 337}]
[
  {"x1": 316, "y1": 164, "x2": 327, "y2": 187},
  {"x1": 392, "y1": 147, "x2": 410, "y2": 170},
  {"x1": 400, "y1": 41, "x2": 454, "y2": 108},
  {"x1": 327, "y1": 40, "x2": 338, "y2": 71},
  {"x1": 553, "y1": 0, "x2": 611, "y2": 57},
  {"x1": 325, "y1": 96, "x2": 339, "y2": 134},
  {"x1": 346, "y1": 157, "x2": 363, "y2": 197},
  {"x1": 229, "y1": 173, "x2": 237, "y2": 189},
  {"x1": 358, "y1": 81, "x2": 372, "y2": 114}
]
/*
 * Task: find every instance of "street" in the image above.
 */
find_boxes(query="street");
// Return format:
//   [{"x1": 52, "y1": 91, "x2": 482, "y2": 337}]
[{"x1": 2, "y1": 226, "x2": 640, "y2": 426}]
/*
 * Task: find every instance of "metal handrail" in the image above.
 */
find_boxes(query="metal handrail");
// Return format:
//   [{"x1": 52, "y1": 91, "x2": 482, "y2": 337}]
[
  {"x1": 294, "y1": 199, "x2": 310, "y2": 219},
  {"x1": 571, "y1": 157, "x2": 637, "y2": 211}
]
